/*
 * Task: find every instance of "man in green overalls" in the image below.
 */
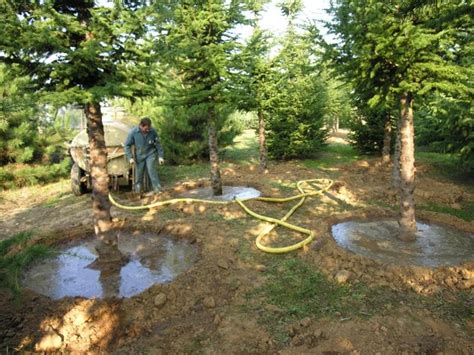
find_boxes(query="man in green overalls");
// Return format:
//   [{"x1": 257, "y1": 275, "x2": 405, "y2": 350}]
[{"x1": 125, "y1": 117, "x2": 164, "y2": 194}]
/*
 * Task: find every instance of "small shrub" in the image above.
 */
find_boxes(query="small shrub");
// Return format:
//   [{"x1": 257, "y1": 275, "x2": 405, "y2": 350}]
[{"x1": 0, "y1": 158, "x2": 71, "y2": 190}]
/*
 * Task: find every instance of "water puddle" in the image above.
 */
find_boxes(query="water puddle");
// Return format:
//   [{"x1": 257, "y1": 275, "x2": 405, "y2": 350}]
[
  {"x1": 179, "y1": 186, "x2": 261, "y2": 201},
  {"x1": 332, "y1": 220, "x2": 474, "y2": 267},
  {"x1": 22, "y1": 232, "x2": 198, "y2": 299}
]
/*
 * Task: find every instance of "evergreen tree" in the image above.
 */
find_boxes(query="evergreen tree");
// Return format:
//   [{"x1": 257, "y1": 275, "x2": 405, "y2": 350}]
[
  {"x1": 323, "y1": 74, "x2": 352, "y2": 134},
  {"x1": 0, "y1": 64, "x2": 40, "y2": 164},
  {"x1": 329, "y1": 0, "x2": 473, "y2": 240},
  {"x1": 236, "y1": 16, "x2": 274, "y2": 170},
  {"x1": 0, "y1": 1, "x2": 152, "y2": 256},
  {"x1": 266, "y1": 15, "x2": 328, "y2": 159},
  {"x1": 415, "y1": 91, "x2": 473, "y2": 171},
  {"x1": 157, "y1": 0, "x2": 256, "y2": 195}
]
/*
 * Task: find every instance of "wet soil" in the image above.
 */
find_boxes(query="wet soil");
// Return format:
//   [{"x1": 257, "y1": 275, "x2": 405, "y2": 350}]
[
  {"x1": 332, "y1": 219, "x2": 474, "y2": 267},
  {"x1": 179, "y1": 185, "x2": 262, "y2": 201},
  {"x1": 22, "y1": 232, "x2": 198, "y2": 299},
  {"x1": 0, "y1": 144, "x2": 473, "y2": 353}
]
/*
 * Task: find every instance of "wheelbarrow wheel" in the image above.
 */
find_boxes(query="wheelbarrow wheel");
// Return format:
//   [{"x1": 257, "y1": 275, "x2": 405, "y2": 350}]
[{"x1": 71, "y1": 163, "x2": 88, "y2": 196}]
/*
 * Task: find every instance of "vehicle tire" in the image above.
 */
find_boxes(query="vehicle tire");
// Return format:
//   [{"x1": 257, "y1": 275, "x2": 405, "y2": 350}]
[{"x1": 71, "y1": 163, "x2": 88, "y2": 196}]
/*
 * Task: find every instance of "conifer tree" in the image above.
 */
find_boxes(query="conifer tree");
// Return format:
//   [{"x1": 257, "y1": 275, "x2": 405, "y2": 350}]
[
  {"x1": 329, "y1": 0, "x2": 473, "y2": 240},
  {"x1": 0, "y1": 1, "x2": 152, "y2": 257},
  {"x1": 266, "y1": 8, "x2": 328, "y2": 159},
  {"x1": 236, "y1": 17, "x2": 273, "y2": 171},
  {"x1": 0, "y1": 64, "x2": 40, "y2": 164},
  {"x1": 157, "y1": 0, "x2": 256, "y2": 195}
]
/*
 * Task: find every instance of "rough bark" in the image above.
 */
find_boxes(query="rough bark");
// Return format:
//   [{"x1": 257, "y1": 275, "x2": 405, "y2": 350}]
[
  {"x1": 208, "y1": 109, "x2": 223, "y2": 196},
  {"x1": 398, "y1": 93, "x2": 417, "y2": 241},
  {"x1": 382, "y1": 113, "x2": 392, "y2": 165},
  {"x1": 392, "y1": 115, "x2": 401, "y2": 188},
  {"x1": 258, "y1": 110, "x2": 267, "y2": 172},
  {"x1": 85, "y1": 103, "x2": 114, "y2": 239},
  {"x1": 85, "y1": 102, "x2": 127, "y2": 265}
]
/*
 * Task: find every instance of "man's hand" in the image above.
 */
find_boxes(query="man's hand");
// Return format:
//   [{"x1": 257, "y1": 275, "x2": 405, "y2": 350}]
[
  {"x1": 129, "y1": 158, "x2": 135, "y2": 165},
  {"x1": 158, "y1": 157, "x2": 164, "y2": 165}
]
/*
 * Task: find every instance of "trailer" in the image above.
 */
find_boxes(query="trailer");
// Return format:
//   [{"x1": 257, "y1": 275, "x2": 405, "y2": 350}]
[{"x1": 69, "y1": 121, "x2": 133, "y2": 196}]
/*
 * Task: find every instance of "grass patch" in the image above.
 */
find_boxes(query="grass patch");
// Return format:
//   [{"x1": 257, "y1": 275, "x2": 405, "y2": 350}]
[
  {"x1": 247, "y1": 258, "x2": 474, "y2": 343},
  {"x1": 303, "y1": 144, "x2": 364, "y2": 170},
  {"x1": 246, "y1": 258, "x2": 399, "y2": 343},
  {"x1": 41, "y1": 191, "x2": 72, "y2": 208},
  {"x1": 416, "y1": 151, "x2": 473, "y2": 185},
  {"x1": 0, "y1": 159, "x2": 71, "y2": 190},
  {"x1": 419, "y1": 202, "x2": 474, "y2": 221},
  {"x1": 160, "y1": 162, "x2": 209, "y2": 185},
  {"x1": 0, "y1": 231, "x2": 53, "y2": 296},
  {"x1": 157, "y1": 208, "x2": 183, "y2": 220},
  {"x1": 269, "y1": 180, "x2": 296, "y2": 194},
  {"x1": 426, "y1": 290, "x2": 474, "y2": 323},
  {"x1": 256, "y1": 258, "x2": 392, "y2": 318},
  {"x1": 222, "y1": 129, "x2": 259, "y2": 163}
]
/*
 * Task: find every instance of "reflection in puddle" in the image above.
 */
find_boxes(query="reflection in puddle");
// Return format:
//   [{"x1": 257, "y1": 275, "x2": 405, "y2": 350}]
[
  {"x1": 22, "y1": 233, "x2": 198, "y2": 299},
  {"x1": 332, "y1": 220, "x2": 474, "y2": 267},
  {"x1": 179, "y1": 186, "x2": 261, "y2": 201}
]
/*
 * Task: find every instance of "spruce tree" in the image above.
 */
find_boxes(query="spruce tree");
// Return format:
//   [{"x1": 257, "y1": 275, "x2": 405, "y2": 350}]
[
  {"x1": 0, "y1": 64, "x2": 40, "y2": 164},
  {"x1": 266, "y1": 13, "x2": 328, "y2": 159},
  {"x1": 156, "y1": 0, "x2": 256, "y2": 195},
  {"x1": 0, "y1": 1, "x2": 152, "y2": 256},
  {"x1": 236, "y1": 20, "x2": 274, "y2": 171},
  {"x1": 329, "y1": 0, "x2": 473, "y2": 240}
]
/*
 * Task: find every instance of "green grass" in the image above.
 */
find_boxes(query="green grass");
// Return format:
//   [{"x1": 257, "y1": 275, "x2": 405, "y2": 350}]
[
  {"x1": 419, "y1": 201, "x2": 474, "y2": 221},
  {"x1": 160, "y1": 162, "x2": 209, "y2": 185},
  {"x1": 246, "y1": 257, "x2": 473, "y2": 344},
  {"x1": 0, "y1": 159, "x2": 71, "y2": 190},
  {"x1": 222, "y1": 129, "x2": 259, "y2": 163},
  {"x1": 254, "y1": 258, "x2": 393, "y2": 318},
  {"x1": 416, "y1": 151, "x2": 473, "y2": 185},
  {"x1": 246, "y1": 258, "x2": 398, "y2": 343},
  {"x1": 426, "y1": 290, "x2": 474, "y2": 323},
  {"x1": 0, "y1": 231, "x2": 53, "y2": 296},
  {"x1": 366, "y1": 198, "x2": 397, "y2": 210},
  {"x1": 303, "y1": 144, "x2": 364, "y2": 170}
]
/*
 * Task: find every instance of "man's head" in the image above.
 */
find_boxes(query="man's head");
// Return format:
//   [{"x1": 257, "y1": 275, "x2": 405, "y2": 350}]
[{"x1": 139, "y1": 117, "x2": 152, "y2": 134}]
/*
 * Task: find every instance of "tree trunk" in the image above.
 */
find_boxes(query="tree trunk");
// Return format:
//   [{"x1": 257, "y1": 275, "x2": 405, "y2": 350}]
[
  {"x1": 398, "y1": 93, "x2": 416, "y2": 241},
  {"x1": 208, "y1": 109, "x2": 223, "y2": 196},
  {"x1": 258, "y1": 110, "x2": 267, "y2": 172},
  {"x1": 332, "y1": 116, "x2": 339, "y2": 133},
  {"x1": 85, "y1": 102, "x2": 126, "y2": 265},
  {"x1": 392, "y1": 115, "x2": 401, "y2": 188},
  {"x1": 382, "y1": 113, "x2": 392, "y2": 165}
]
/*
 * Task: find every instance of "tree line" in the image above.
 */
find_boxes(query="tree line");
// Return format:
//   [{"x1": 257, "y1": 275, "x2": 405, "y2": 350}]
[
  {"x1": 328, "y1": 0, "x2": 473, "y2": 239},
  {"x1": 0, "y1": 0, "x2": 471, "y2": 250}
]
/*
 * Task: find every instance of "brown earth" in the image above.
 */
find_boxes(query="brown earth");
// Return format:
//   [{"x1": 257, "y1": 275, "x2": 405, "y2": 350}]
[{"x1": 0, "y1": 146, "x2": 473, "y2": 353}]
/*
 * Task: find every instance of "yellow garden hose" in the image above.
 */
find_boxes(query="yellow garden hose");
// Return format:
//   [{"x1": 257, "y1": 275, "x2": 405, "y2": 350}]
[{"x1": 109, "y1": 178, "x2": 333, "y2": 254}]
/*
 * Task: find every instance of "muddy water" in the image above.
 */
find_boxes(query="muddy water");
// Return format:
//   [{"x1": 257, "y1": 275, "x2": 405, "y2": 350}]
[
  {"x1": 179, "y1": 186, "x2": 261, "y2": 201},
  {"x1": 332, "y1": 220, "x2": 474, "y2": 267},
  {"x1": 22, "y1": 232, "x2": 198, "y2": 299}
]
